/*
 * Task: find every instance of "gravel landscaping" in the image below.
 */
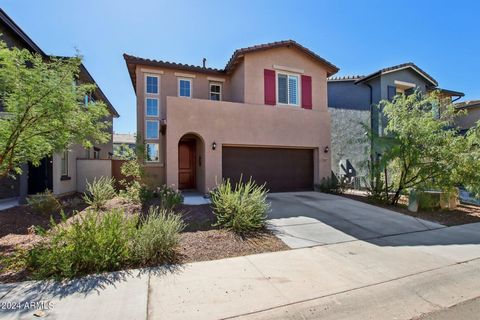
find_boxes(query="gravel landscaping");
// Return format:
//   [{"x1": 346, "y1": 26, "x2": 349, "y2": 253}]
[
  {"x1": 340, "y1": 192, "x2": 480, "y2": 226},
  {"x1": 0, "y1": 196, "x2": 287, "y2": 283}
]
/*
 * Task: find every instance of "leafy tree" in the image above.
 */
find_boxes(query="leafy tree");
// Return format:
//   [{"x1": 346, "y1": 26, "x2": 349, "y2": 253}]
[
  {"x1": 113, "y1": 143, "x2": 136, "y2": 160},
  {"x1": 375, "y1": 91, "x2": 471, "y2": 204},
  {"x1": 0, "y1": 41, "x2": 110, "y2": 178}
]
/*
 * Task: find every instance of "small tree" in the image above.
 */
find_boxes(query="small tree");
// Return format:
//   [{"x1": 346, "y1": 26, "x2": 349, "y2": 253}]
[
  {"x1": 0, "y1": 41, "x2": 110, "y2": 177},
  {"x1": 113, "y1": 144, "x2": 136, "y2": 160},
  {"x1": 377, "y1": 91, "x2": 470, "y2": 204}
]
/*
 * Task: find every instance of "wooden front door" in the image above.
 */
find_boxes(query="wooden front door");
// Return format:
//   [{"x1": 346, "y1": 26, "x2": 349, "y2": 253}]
[{"x1": 178, "y1": 140, "x2": 196, "y2": 189}]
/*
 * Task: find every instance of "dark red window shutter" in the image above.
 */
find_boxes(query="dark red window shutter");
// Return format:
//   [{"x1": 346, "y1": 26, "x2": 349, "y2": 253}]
[
  {"x1": 301, "y1": 75, "x2": 312, "y2": 109},
  {"x1": 264, "y1": 69, "x2": 276, "y2": 105}
]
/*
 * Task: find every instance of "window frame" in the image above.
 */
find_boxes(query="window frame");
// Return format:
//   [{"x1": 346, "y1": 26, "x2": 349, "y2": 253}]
[
  {"x1": 209, "y1": 82, "x2": 222, "y2": 101},
  {"x1": 93, "y1": 147, "x2": 101, "y2": 159},
  {"x1": 177, "y1": 78, "x2": 192, "y2": 98},
  {"x1": 60, "y1": 150, "x2": 69, "y2": 177},
  {"x1": 276, "y1": 72, "x2": 301, "y2": 107},
  {"x1": 145, "y1": 97, "x2": 159, "y2": 117},
  {"x1": 145, "y1": 75, "x2": 159, "y2": 95},
  {"x1": 145, "y1": 143, "x2": 160, "y2": 163},
  {"x1": 145, "y1": 120, "x2": 160, "y2": 140}
]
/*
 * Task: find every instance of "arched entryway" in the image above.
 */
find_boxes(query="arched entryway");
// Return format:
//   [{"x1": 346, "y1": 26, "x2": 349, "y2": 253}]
[{"x1": 178, "y1": 133, "x2": 205, "y2": 191}]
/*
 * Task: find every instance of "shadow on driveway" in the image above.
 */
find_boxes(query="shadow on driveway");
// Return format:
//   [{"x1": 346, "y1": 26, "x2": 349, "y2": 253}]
[{"x1": 266, "y1": 192, "x2": 480, "y2": 248}]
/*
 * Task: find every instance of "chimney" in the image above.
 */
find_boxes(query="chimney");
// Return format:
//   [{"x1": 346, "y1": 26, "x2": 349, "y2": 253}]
[{"x1": 202, "y1": 58, "x2": 206, "y2": 68}]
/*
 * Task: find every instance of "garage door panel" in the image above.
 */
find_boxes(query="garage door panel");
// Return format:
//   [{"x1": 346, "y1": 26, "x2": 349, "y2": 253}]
[{"x1": 222, "y1": 147, "x2": 313, "y2": 192}]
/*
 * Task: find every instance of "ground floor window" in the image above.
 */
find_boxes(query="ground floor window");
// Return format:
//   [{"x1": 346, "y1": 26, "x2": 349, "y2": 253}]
[
  {"x1": 93, "y1": 147, "x2": 100, "y2": 159},
  {"x1": 61, "y1": 150, "x2": 68, "y2": 177},
  {"x1": 146, "y1": 143, "x2": 159, "y2": 162}
]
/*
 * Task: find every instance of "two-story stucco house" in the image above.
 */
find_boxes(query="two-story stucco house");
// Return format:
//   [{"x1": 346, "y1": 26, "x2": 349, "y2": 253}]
[
  {"x1": 327, "y1": 63, "x2": 464, "y2": 183},
  {"x1": 0, "y1": 8, "x2": 119, "y2": 200},
  {"x1": 124, "y1": 40, "x2": 338, "y2": 193}
]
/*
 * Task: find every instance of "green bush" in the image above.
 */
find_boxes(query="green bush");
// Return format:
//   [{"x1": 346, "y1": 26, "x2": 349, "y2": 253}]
[
  {"x1": 211, "y1": 178, "x2": 269, "y2": 233},
  {"x1": 157, "y1": 185, "x2": 183, "y2": 210},
  {"x1": 83, "y1": 176, "x2": 116, "y2": 209},
  {"x1": 119, "y1": 160, "x2": 154, "y2": 204},
  {"x1": 315, "y1": 175, "x2": 345, "y2": 194},
  {"x1": 131, "y1": 206, "x2": 185, "y2": 264},
  {"x1": 27, "y1": 189, "x2": 61, "y2": 216},
  {"x1": 27, "y1": 208, "x2": 137, "y2": 279}
]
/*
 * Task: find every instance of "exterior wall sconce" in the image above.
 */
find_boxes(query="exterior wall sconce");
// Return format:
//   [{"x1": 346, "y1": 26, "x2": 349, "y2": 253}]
[
  {"x1": 323, "y1": 146, "x2": 329, "y2": 153},
  {"x1": 212, "y1": 141, "x2": 217, "y2": 150}
]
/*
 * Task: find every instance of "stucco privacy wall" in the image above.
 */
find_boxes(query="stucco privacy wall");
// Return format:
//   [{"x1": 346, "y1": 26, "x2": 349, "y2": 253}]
[
  {"x1": 329, "y1": 108, "x2": 370, "y2": 179},
  {"x1": 76, "y1": 159, "x2": 112, "y2": 193},
  {"x1": 166, "y1": 97, "x2": 331, "y2": 192}
]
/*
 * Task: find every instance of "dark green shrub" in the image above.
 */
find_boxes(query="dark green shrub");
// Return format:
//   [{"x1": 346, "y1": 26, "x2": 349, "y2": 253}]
[
  {"x1": 315, "y1": 175, "x2": 345, "y2": 194},
  {"x1": 211, "y1": 178, "x2": 269, "y2": 233},
  {"x1": 27, "y1": 189, "x2": 61, "y2": 216},
  {"x1": 131, "y1": 206, "x2": 185, "y2": 264},
  {"x1": 157, "y1": 185, "x2": 183, "y2": 210},
  {"x1": 27, "y1": 208, "x2": 137, "y2": 279},
  {"x1": 83, "y1": 176, "x2": 116, "y2": 209}
]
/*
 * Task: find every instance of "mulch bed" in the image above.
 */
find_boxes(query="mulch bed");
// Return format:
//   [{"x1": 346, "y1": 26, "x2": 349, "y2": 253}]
[
  {"x1": 340, "y1": 193, "x2": 480, "y2": 226},
  {"x1": 0, "y1": 196, "x2": 288, "y2": 283}
]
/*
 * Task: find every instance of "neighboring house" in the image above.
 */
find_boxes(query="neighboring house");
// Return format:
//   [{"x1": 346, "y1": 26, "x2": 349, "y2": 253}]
[
  {"x1": 124, "y1": 40, "x2": 338, "y2": 193},
  {"x1": 113, "y1": 133, "x2": 136, "y2": 158},
  {"x1": 327, "y1": 63, "x2": 464, "y2": 182},
  {"x1": 0, "y1": 9, "x2": 119, "y2": 199},
  {"x1": 454, "y1": 100, "x2": 480, "y2": 134}
]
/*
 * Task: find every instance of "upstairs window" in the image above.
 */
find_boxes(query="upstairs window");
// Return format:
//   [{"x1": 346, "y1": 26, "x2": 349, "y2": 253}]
[
  {"x1": 93, "y1": 147, "x2": 100, "y2": 159},
  {"x1": 178, "y1": 78, "x2": 192, "y2": 98},
  {"x1": 146, "y1": 98, "x2": 159, "y2": 117},
  {"x1": 277, "y1": 73, "x2": 299, "y2": 106},
  {"x1": 210, "y1": 83, "x2": 222, "y2": 101},
  {"x1": 146, "y1": 76, "x2": 159, "y2": 94}
]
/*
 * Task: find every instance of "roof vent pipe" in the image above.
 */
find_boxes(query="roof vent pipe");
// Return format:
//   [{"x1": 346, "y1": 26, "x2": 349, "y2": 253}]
[{"x1": 202, "y1": 58, "x2": 206, "y2": 68}]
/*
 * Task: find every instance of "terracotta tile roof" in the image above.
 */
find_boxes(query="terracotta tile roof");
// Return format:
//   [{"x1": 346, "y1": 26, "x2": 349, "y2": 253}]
[
  {"x1": 355, "y1": 62, "x2": 438, "y2": 86},
  {"x1": 224, "y1": 40, "x2": 339, "y2": 76},
  {"x1": 124, "y1": 40, "x2": 339, "y2": 90}
]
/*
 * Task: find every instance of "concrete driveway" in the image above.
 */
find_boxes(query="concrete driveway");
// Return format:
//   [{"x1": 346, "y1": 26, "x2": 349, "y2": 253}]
[{"x1": 267, "y1": 192, "x2": 444, "y2": 248}]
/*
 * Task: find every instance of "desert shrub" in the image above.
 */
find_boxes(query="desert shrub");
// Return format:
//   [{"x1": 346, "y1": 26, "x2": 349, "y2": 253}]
[
  {"x1": 27, "y1": 189, "x2": 61, "y2": 216},
  {"x1": 211, "y1": 178, "x2": 269, "y2": 233},
  {"x1": 83, "y1": 176, "x2": 116, "y2": 210},
  {"x1": 157, "y1": 185, "x2": 183, "y2": 210},
  {"x1": 315, "y1": 175, "x2": 345, "y2": 194},
  {"x1": 27, "y1": 208, "x2": 137, "y2": 279},
  {"x1": 131, "y1": 206, "x2": 185, "y2": 264},
  {"x1": 119, "y1": 160, "x2": 154, "y2": 204}
]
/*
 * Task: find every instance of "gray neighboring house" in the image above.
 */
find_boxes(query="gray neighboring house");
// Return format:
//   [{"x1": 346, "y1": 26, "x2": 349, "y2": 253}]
[
  {"x1": 454, "y1": 100, "x2": 480, "y2": 134},
  {"x1": 0, "y1": 8, "x2": 119, "y2": 200},
  {"x1": 328, "y1": 62, "x2": 464, "y2": 183}
]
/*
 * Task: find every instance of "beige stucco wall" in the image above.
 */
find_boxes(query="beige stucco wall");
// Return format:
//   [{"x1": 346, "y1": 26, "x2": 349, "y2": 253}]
[
  {"x1": 76, "y1": 159, "x2": 112, "y2": 193},
  {"x1": 165, "y1": 97, "x2": 331, "y2": 193},
  {"x1": 242, "y1": 46, "x2": 329, "y2": 111}
]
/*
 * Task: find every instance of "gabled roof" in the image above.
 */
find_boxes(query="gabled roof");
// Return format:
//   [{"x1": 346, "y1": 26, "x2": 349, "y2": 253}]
[
  {"x1": 224, "y1": 40, "x2": 339, "y2": 76},
  {"x1": 0, "y1": 9, "x2": 119, "y2": 118},
  {"x1": 354, "y1": 62, "x2": 438, "y2": 87},
  {"x1": 328, "y1": 75, "x2": 365, "y2": 82},
  {"x1": 124, "y1": 40, "x2": 339, "y2": 90},
  {"x1": 455, "y1": 100, "x2": 480, "y2": 109}
]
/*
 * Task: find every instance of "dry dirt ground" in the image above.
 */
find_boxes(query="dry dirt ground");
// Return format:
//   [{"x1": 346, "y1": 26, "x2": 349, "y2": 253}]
[
  {"x1": 340, "y1": 193, "x2": 480, "y2": 226},
  {"x1": 0, "y1": 196, "x2": 287, "y2": 283}
]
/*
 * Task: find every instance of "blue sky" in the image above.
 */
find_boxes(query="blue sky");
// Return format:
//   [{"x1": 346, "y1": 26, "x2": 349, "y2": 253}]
[{"x1": 2, "y1": 0, "x2": 479, "y2": 133}]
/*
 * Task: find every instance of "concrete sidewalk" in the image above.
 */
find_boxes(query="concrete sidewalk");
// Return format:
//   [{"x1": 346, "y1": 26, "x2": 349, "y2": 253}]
[{"x1": 2, "y1": 222, "x2": 480, "y2": 320}]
